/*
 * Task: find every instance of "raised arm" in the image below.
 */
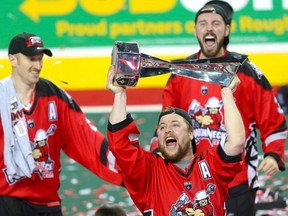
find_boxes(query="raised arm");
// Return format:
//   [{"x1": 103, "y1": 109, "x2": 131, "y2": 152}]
[
  {"x1": 106, "y1": 65, "x2": 127, "y2": 124},
  {"x1": 222, "y1": 76, "x2": 245, "y2": 156}
]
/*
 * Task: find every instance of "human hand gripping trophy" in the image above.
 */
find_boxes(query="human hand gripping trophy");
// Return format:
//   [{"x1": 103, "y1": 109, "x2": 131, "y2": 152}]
[{"x1": 111, "y1": 41, "x2": 247, "y2": 87}]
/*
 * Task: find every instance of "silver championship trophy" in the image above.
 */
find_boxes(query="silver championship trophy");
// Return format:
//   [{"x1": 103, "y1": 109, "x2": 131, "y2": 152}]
[{"x1": 111, "y1": 41, "x2": 247, "y2": 87}]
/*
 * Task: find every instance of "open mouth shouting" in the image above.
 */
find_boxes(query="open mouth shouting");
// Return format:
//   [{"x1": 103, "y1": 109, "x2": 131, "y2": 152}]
[
  {"x1": 204, "y1": 34, "x2": 216, "y2": 49},
  {"x1": 165, "y1": 135, "x2": 178, "y2": 149}
]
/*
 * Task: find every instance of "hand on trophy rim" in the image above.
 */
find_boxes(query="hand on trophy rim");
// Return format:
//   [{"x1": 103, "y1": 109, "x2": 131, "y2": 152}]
[
  {"x1": 106, "y1": 65, "x2": 126, "y2": 94},
  {"x1": 226, "y1": 75, "x2": 240, "y2": 92}
]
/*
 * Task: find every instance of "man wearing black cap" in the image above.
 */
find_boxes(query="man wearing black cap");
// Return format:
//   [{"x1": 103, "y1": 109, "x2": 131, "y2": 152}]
[
  {"x1": 195, "y1": 0, "x2": 233, "y2": 49},
  {"x1": 106, "y1": 65, "x2": 246, "y2": 216},
  {"x1": 158, "y1": 0, "x2": 287, "y2": 215},
  {"x1": 0, "y1": 33, "x2": 123, "y2": 215}
]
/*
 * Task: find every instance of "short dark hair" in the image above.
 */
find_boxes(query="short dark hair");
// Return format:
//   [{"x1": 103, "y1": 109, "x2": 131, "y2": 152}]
[{"x1": 95, "y1": 203, "x2": 127, "y2": 216}]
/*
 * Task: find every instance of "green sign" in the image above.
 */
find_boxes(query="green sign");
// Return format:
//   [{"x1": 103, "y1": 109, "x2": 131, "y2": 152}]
[{"x1": 1, "y1": 0, "x2": 287, "y2": 49}]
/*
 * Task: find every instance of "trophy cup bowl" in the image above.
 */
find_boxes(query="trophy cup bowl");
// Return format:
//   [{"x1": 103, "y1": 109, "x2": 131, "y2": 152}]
[{"x1": 112, "y1": 41, "x2": 141, "y2": 87}]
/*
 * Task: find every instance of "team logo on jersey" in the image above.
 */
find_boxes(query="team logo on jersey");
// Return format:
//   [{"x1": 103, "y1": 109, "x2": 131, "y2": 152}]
[
  {"x1": 3, "y1": 124, "x2": 57, "y2": 184},
  {"x1": 32, "y1": 124, "x2": 57, "y2": 179},
  {"x1": 10, "y1": 96, "x2": 24, "y2": 122},
  {"x1": 27, "y1": 119, "x2": 35, "y2": 128},
  {"x1": 184, "y1": 181, "x2": 192, "y2": 190},
  {"x1": 188, "y1": 98, "x2": 227, "y2": 147},
  {"x1": 170, "y1": 184, "x2": 216, "y2": 216},
  {"x1": 201, "y1": 86, "x2": 208, "y2": 95},
  {"x1": 10, "y1": 96, "x2": 18, "y2": 111},
  {"x1": 3, "y1": 97, "x2": 28, "y2": 185}
]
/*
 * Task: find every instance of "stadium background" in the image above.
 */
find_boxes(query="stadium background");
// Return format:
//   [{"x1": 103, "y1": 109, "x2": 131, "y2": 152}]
[{"x1": 0, "y1": 0, "x2": 287, "y2": 215}]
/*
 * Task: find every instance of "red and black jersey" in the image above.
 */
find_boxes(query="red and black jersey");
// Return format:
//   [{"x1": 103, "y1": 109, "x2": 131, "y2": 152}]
[
  {"x1": 108, "y1": 114, "x2": 243, "y2": 216},
  {"x1": 0, "y1": 78, "x2": 123, "y2": 206},
  {"x1": 162, "y1": 51, "x2": 287, "y2": 193}
]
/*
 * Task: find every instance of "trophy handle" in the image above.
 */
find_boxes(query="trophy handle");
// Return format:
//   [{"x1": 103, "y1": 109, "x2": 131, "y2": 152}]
[{"x1": 139, "y1": 53, "x2": 172, "y2": 77}]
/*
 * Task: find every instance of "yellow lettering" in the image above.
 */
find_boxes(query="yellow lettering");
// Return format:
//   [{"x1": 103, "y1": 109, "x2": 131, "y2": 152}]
[
  {"x1": 56, "y1": 19, "x2": 107, "y2": 37},
  {"x1": 56, "y1": 21, "x2": 71, "y2": 36},
  {"x1": 240, "y1": 16, "x2": 254, "y2": 32},
  {"x1": 184, "y1": 21, "x2": 195, "y2": 34},
  {"x1": 240, "y1": 15, "x2": 288, "y2": 36},
  {"x1": 130, "y1": 0, "x2": 176, "y2": 13},
  {"x1": 253, "y1": 20, "x2": 263, "y2": 32},
  {"x1": 80, "y1": 0, "x2": 125, "y2": 16},
  {"x1": 110, "y1": 20, "x2": 182, "y2": 39},
  {"x1": 230, "y1": 20, "x2": 237, "y2": 33},
  {"x1": 110, "y1": 22, "x2": 134, "y2": 39}
]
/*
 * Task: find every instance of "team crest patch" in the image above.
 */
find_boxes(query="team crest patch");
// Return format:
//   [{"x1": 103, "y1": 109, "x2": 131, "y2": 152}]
[
  {"x1": 32, "y1": 124, "x2": 57, "y2": 179},
  {"x1": 27, "y1": 120, "x2": 34, "y2": 128},
  {"x1": 170, "y1": 184, "x2": 216, "y2": 215},
  {"x1": 188, "y1": 98, "x2": 226, "y2": 147},
  {"x1": 201, "y1": 86, "x2": 208, "y2": 95},
  {"x1": 184, "y1": 181, "x2": 192, "y2": 190}
]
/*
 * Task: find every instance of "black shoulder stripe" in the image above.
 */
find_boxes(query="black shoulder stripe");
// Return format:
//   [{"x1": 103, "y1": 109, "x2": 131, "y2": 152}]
[
  {"x1": 108, "y1": 113, "x2": 134, "y2": 133},
  {"x1": 227, "y1": 51, "x2": 272, "y2": 90},
  {"x1": 239, "y1": 61, "x2": 272, "y2": 90},
  {"x1": 37, "y1": 78, "x2": 82, "y2": 112},
  {"x1": 217, "y1": 144, "x2": 242, "y2": 163},
  {"x1": 185, "y1": 53, "x2": 197, "y2": 60},
  {"x1": 166, "y1": 73, "x2": 176, "y2": 85},
  {"x1": 100, "y1": 138, "x2": 109, "y2": 166}
]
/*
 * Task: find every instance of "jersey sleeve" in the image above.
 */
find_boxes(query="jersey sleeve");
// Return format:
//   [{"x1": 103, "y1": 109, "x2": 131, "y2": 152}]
[
  {"x1": 107, "y1": 114, "x2": 152, "y2": 208},
  {"x1": 239, "y1": 61, "x2": 287, "y2": 170},
  {"x1": 209, "y1": 145, "x2": 243, "y2": 188},
  {"x1": 59, "y1": 91, "x2": 123, "y2": 186}
]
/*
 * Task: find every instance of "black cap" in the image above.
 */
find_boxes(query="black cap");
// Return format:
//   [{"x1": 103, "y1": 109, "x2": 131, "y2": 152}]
[
  {"x1": 195, "y1": 0, "x2": 234, "y2": 46},
  {"x1": 195, "y1": 0, "x2": 233, "y2": 25},
  {"x1": 158, "y1": 107, "x2": 197, "y2": 154},
  {"x1": 8, "y1": 33, "x2": 53, "y2": 57}
]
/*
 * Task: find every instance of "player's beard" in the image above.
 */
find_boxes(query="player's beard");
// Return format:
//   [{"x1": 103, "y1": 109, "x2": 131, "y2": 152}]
[
  {"x1": 197, "y1": 35, "x2": 225, "y2": 58},
  {"x1": 159, "y1": 141, "x2": 191, "y2": 163}
]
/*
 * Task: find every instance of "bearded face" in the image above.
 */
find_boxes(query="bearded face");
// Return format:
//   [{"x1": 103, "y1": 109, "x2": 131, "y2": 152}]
[
  {"x1": 194, "y1": 13, "x2": 230, "y2": 58},
  {"x1": 157, "y1": 114, "x2": 194, "y2": 163}
]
